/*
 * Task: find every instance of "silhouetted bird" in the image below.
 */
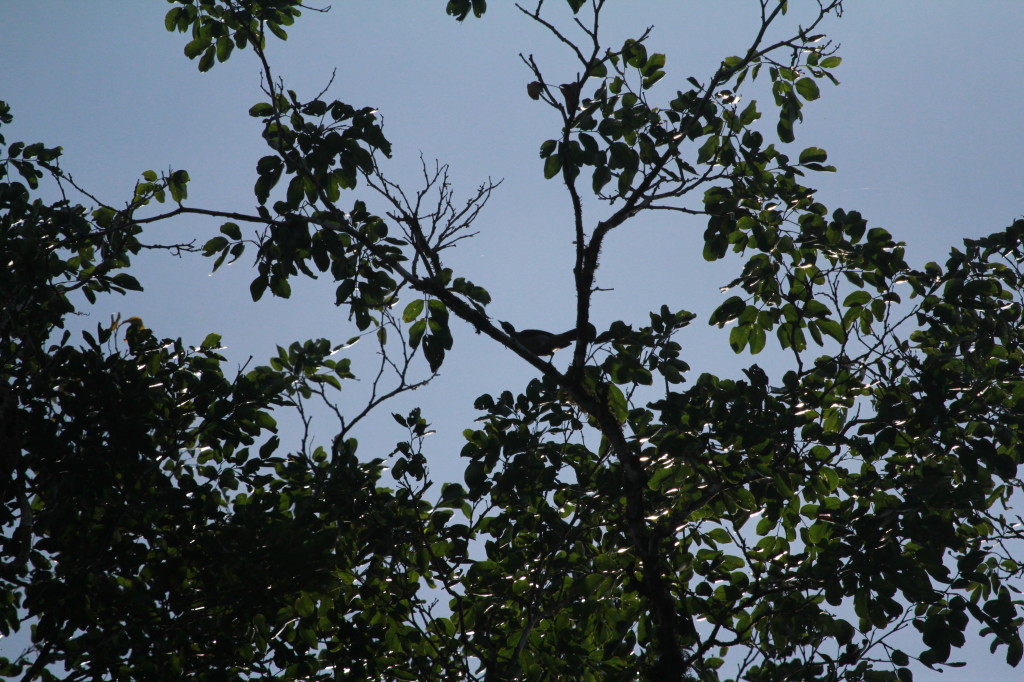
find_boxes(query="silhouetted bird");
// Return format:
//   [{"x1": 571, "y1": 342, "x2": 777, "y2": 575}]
[{"x1": 501, "y1": 322, "x2": 594, "y2": 357}]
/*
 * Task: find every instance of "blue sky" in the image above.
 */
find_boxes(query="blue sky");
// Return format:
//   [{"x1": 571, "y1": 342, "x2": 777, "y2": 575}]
[{"x1": 3, "y1": 1, "x2": 1024, "y2": 676}]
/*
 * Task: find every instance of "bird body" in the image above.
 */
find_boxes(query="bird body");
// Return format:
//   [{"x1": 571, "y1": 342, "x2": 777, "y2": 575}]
[
  {"x1": 500, "y1": 322, "x2": 595, "y2": 357},
  {"x1": 515, "y1": 328, "x2": 579, "y2": 356}
]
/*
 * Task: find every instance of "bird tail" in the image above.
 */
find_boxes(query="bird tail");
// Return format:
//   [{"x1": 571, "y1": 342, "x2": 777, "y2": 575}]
[
  {"x1": 553, "y1": 328, "x2": 578, "y2": 345},
  {"x1": 554, "y1": 323, "x2": 596, "y2": 346}
]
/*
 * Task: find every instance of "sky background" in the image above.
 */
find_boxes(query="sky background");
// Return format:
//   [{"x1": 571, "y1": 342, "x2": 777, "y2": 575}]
[{"x1": 3, "y1": 1, "x2": 1024, "y2": 676}]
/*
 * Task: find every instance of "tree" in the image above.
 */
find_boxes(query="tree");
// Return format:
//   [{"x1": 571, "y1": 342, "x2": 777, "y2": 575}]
[{"x1": 3, "y1": 0, "x2": 1024, "y2": 679}]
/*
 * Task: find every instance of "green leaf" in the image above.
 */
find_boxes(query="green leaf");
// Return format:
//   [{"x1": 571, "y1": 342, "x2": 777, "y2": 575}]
[
  {"x1": 402, "y1": 299, "x2": 424, "y2": 323},
  {"x1": 592, "y1": 165, "x2": 611, "y2": 193},
  {"x1": 703, "y1": 234, "x2": 728, "y2": 261},
  {"x1": 729, "y1": 324, "x2": 750, "y2": 353},
  {"x1": 111, "y1": 273, "x2": 142, "y2": 291},
  {"x1": 164, "y1": 7, "x2": 181, "y2": 32},
  {"x1": 1008, "y1": 637, "x2": 1023, "y2": 666},
  {"x1": 777, "y1": 117, "x2": 795, "y2": 143},
  {"x1": 799, "y1": 147, "x2": 828, "y2": 164},
  {"x1": 588, "y1": 59, "x2": 608, "y2": 79},
  {"x1": 199, "y1": 333, "x2": 222, "y2": 350},
  {"x1": 710, "y1": 296, "x2": 746, "y2": 326},
  {"x1": 642, "y1": 71, "x2": 665, "y2": 89},
  {"x1": 816, "y1": 319, "x2": 845, "y2": 343},
  {"x1": 269, "y1": 275, "x2": 291, "y2": 299},
  {"x1": 266, "y1": 22, "x2": 288, "y2": 41},
  {"x1": 249, "y1": 102, "x2": 275, "y2": 117},
  {"x1": 843, "y1": 290, "x2": 871, "y2": 307},
  {"x1": 409, "y1": 319, "x2": 426, "y2": 349},
  {"x1": 294, "y1": 594, "x2": 315, "y2": 618},
  {"x1": 643, "y1": 53, "x2": 666, "y2": 74},
  {"x1": 423, "y1": 335, "x2": 446, "y2": 372},
  {"x1": 543, "y1": 153, "x2": 562, "y2": 179},
  {"x1": 451, "y1": 277, "x2": 492, "y2": 305},
  {"x1": 739, "y1": 100, "x2": 760, "y2": 125},
  {"x1": 183, "y1": 37, "x2": 208, "y2": 60},
  {"x1": 216, "y1": 36, "x2": 233, "y2": 63},
  {"x1": 168, "y1": 169, "x2": 190, "y2": 202},
  {"x1": 605, "y1": 383, "x2": 628, "y2": 424},
  {"x1": 697, "y1": 136, "x2": 720, "y2": 164},
  {"x1": 795, "y1": 77, "x2": 821, "y2": 101},
  {"x1": 464, "y1": 460, "x2": 487, "y2": 492},
  {"x1": 219, "y1": 222, "x2": 242, "y2": 240},
  {"x1": 250, "y1": 276, "x2": 268, "y2": 301},
  {"x1": 203, "y1": 236, "x2": 228, "y2": 256},
  {"x1": 748, "y1": 326, "x2": 766, "y2": 354}
]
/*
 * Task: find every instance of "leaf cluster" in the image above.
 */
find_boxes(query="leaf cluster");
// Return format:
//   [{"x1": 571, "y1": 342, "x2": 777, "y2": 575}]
[{"x1": 5, "y1": 3, "x2": 1024, "y2": 681}]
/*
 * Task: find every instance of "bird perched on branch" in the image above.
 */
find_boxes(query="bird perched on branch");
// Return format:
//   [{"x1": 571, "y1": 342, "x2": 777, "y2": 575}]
[{"x1": 500, "y1": 321, "x2": 595, "y2": 357}]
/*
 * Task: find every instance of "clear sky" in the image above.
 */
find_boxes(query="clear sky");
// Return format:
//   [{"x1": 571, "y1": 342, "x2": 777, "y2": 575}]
[{"x1": 3, "y1": 1, "x2": 1024, "y2": 676}]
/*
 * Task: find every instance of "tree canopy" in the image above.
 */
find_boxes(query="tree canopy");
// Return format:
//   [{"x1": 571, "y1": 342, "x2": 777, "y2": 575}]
[{"x1": 3, "y1": 1, "x2": 1024, "y2": 680}]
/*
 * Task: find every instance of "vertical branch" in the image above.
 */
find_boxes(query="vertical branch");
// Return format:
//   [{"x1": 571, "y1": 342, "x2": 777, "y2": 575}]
[{"x1": 517, "y1": 1, "x2": 846, "y2": 677}]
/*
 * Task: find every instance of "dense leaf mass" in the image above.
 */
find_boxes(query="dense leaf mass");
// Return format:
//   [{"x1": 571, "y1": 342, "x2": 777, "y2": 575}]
[{"x1": 2, "y1": 2, "x2": 1023, "y2": 681}]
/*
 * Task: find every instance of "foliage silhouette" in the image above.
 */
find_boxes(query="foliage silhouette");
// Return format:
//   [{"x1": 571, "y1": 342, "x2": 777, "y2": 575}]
[{"x1": 3, "y1": 2, "x2": 1024, "y2": 680}]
